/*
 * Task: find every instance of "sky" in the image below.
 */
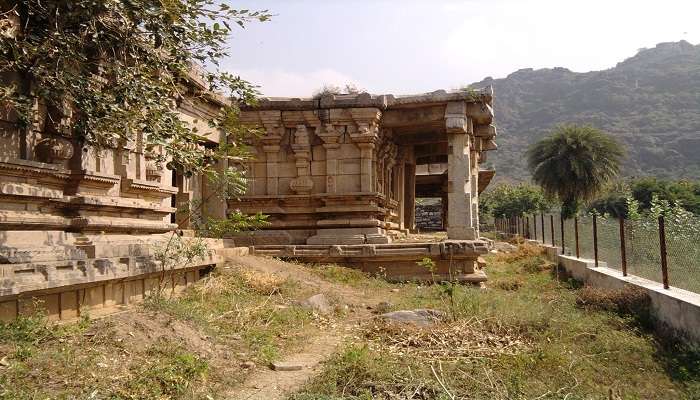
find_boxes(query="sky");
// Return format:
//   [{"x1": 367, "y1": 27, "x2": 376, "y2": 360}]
[{"x1": 222, "y1": 0, "x2": 700, "y2": 97}]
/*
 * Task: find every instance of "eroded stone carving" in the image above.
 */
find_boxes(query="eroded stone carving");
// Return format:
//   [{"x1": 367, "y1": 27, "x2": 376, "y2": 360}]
[{"x1": 34, "y1": 137, "x2": 74, "y2": 164}]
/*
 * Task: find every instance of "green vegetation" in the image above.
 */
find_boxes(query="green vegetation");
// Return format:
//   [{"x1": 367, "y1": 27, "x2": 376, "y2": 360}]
[
  {"x1": 590, "y1": 178, "x2": 700, "y2": 217},
  {"x1": 308, "y1": 263, "x2": 390, "y2": 289},
  {"x1": 472, "y1": 41, "x2": 700, "y2": 182},
  {"x1": 527, "y1": 124, "x2": 624, "y2": 217},
  {"x1": 145, "y1": 266, "x2": 316, "y2": 363},
  {"x1": 480, "y1": 183, "x2": 551, "y2": 218},
  {"x1": 632, "y1": 177, "x2": 700, "y2": 215},
  {"x1": 0, "y1": 266, "x2": 318, "y2": 399},
  {"x1": 291, "y1": 245, "x2": 700, "y2": 399},
  {"x1": 1, "y1": 1, "x2": 269, "y2": 173}
]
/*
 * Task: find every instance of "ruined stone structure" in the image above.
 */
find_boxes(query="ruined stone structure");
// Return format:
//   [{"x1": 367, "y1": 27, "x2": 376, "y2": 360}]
[
  {"x1": 0, "y1": 85, "x2": 498, "y2": 320},
  {"x1": 0, "y1": 73, "x2": 228, "y2": 321},
  {"x1": 233, "y1": 89, "x2": 498, "y2": 281}
]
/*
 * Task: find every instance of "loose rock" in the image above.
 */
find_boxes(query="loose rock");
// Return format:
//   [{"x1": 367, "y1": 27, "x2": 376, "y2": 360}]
[
  {"x1": 300, "y1": 294, "x2": 332, "y2": 315},
  {"x1": 271, "y1": 361, "x2": 303, "y2": 371},
  {"x1": 494, "y1": 242, "x2": 517, "y2": 253},
  {"x1": 380, "y1": 309, "x2": 446, "y2": 327}
]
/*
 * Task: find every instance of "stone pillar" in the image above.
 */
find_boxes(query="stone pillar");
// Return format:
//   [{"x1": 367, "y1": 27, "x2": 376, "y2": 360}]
[
  {"x1": 397, "y1": 163, "x2": 405, "y2": 229},
  {"x1": 471, "y1": 149, "x2": 480, "y2": 236},
  {"x1": 261, "y1": 126, "x2": 282, "y2": 195},
  {"x1": 289, "y1": 125, "x2": 313, "y2": 194},
  {"x1": 349, "y1": 109, "x2": 381, "y2": 194},
  {"x1": 262, "y1": 146, "x2": 279, "y2": 195},
  {"x1": 445, "y1": 102, "x2": 476, "y2": 240},
  {"x1": 357, "y1": 142, "x2": 375, "y2": 193},
  {"x1": 317, "y1": 124, "x2": 341, "y2": 193},
  {"x1": 404, "y1": 163, "x2": 416, "y2": 232}
]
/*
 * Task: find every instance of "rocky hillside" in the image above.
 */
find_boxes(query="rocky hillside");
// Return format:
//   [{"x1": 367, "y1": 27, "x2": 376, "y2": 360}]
[{"x1": 473, "y1": 40, "x2": 700, "y2": 182}]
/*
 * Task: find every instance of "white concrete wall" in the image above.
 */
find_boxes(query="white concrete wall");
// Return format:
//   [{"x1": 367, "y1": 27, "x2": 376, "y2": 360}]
[{"x1": 554, "y1": 252, "x2": 700, "y2": 343}]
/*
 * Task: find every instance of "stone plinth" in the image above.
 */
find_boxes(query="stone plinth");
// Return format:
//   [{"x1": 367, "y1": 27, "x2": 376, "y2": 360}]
[{"x1": 248, "y1": 240, "x2": 489, "y2": 283}]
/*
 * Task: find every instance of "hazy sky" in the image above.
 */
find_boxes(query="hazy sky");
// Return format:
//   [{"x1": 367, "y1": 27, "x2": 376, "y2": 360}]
[{"x1": 223, "y1": 0, "x2": 700, "y2": 97}]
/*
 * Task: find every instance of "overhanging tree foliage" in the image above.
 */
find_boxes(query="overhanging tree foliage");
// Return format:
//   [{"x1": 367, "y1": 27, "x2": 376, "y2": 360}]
[
  {"x1": 527, "y1": 124, "x2": 624, "y2": 218},
  {"x1": 0, "y1": 1, "x2": 271, "y2": 290},
  {"x1": 0, "y1": 0, "x2": 271, "y2": 235},
  {"x1": 0, "y1": 0, "x2": 269, "y2": 172}
]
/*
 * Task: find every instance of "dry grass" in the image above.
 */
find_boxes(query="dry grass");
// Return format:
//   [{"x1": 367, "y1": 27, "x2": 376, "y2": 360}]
[
  {"x1": 362, "y1": 318, "x2": 527, "y2": 362},
  {"x1": 293, "y1": 243, "x2": 700, "y2": 400},
  {"x1": 494, "y1": 276, "x2": 524, "y2": 291},
  {"x1": 576, "y1": 284, "x2": 653, "y2": 324},
  {"x1": 492, "y1": 242, "x2": 544, "y2": 263},
  {"x1": 237, "y1": 269, "x2": 287, "y2": 295}
]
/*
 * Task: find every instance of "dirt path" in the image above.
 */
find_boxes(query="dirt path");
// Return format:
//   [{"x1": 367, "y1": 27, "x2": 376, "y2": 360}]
[
  {"x1": 228, "y1": 328, "x2": 345, "y2": 400},
  {"x1": 223, "y1": 255, "x2": 389, "y2": 400}
]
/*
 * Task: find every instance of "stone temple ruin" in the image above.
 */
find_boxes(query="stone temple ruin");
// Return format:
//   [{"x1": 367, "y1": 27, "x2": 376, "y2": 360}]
[
  {"x1": 0, "y1": 83, "x2": 497, "y2": 321},
  {"x1": 233, "y1": 89, "x2": 497, "y2": 281}
]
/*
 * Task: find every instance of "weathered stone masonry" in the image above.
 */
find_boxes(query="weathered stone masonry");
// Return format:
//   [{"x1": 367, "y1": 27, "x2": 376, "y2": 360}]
[
  {"x1": 232, "y1": 89, "x2": 498, "y2": 281},
  {"x1": 0, "y1": 72, "x2": 229, "y2": 321},
  {"x1": 0, "y1": 85, "x2": 499, "y2": 320}
]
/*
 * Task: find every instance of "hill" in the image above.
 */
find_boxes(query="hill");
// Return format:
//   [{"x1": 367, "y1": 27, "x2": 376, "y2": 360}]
[{"x1": 472, "y1": 40, "x2": 700, "y2": 182}]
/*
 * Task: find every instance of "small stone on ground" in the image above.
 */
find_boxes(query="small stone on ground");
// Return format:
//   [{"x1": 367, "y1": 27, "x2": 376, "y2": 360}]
[
  {"x1": 300, "y1": 293, "x2": 333, "y2": 315},
  {"x1": 271, "y1": 361, "x2": 304, "y2": 371},
  {"x1": 380, "y1": 309, "x2": 446, "y2": 326}
]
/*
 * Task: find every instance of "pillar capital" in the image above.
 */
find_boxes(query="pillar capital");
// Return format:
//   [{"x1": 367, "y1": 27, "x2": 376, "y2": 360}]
[{"x1": 445, "y1": 101, "x2": 473, "y2": 135}]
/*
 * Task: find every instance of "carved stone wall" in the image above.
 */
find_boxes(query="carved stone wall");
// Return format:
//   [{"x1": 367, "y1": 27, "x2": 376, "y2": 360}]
[
  {"x1": 0, "y1": 74, "x2": 228, "y2": 321},
  {"x1": 232, "y1": 89, "x2": 498, "y2": 246}
]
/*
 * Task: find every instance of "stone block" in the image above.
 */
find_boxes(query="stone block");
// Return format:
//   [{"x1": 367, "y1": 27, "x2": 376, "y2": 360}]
[
  {"x1": 338, "y1": 144, "x2": 360, "y2": 159},
  {"x1": 311, "y1": 145, "x2": 326, "y2": 161},
  {"x1": 271, "y1": 361, "x2": 303, "y2": 371},
  {"x1": 60, "y1": 290, "x2": 79, "y2": 319},
  {"x1": 339, "y1": 160, "x2": 360, "y2": 175},
  {"x1": 277, "y1": 162, "x2": 298, "y2": 178},
  {"x1": 310, "y1": 161, "x2": 325, "y2": 176},
  {"x1": 0, "y1": 300, "x2": 17, "y2": 322}
]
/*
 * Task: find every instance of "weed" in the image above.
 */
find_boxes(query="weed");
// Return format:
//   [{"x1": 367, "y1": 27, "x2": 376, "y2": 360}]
[
  {"x1": 417, "y1": 257, "x2": 437, "y2": 284},
  {"x1": 311, "y1": 264, "x2": 371, "y2": 287},
  {"x1": 493, "y1": 243, "x2": 544, "y2": 264},
  {"x1": 516, "y1": 256, "x2": 550, "y2": 273},
  {"x1": 118, "y1": 342, "x2": 209, "y2": 398},
  {"x1": 0, "y1": 313, "x2": 53, "y2": 345},
  {"x1": 494, "y1": 277, "x2": 524, "y2": 291}
]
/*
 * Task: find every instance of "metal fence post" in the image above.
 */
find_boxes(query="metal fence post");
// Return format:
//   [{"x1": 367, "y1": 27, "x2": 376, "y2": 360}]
[
  {"x1": 574, "y1": 216, "x2": 580, "y2": 258},
  {"x1": 560, "y1": 213, "x2": 565, "y2": 254},
  {"x1": 619, "y1": 217, "x2": 627, "y2": 277},
  {"x1": 526, "y1": 216, "x2": 530, "y2": 239},
  {"x1": 550, "y1": 214, "x2": 555, "y2": 246},
  {"x1": 541, "y1": 213, "x2": 545, "y2": 243},
  {"x1": 533, "y1": 214, "x2": 537, "y2": 241},
  {"x1": 659, "y1": 215, "x2": 669, "y2": 289},
  {"x1": 593, "y1": 214, "x2": 599, "y2": 267}
]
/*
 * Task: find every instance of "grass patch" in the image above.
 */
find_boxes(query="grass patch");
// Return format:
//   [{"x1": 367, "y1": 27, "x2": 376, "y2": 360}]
[
  {"x1": 308, "y1": 264, "x2": 391, "y2": 288},
  {"x1": 293, "y1": 245, "x2": 700, "y2": 399},
  {"x1": 144, "y1": 266, "x2": 316, "y2": 363},
  {"x1": 0, "y1": 264, "x2": 320, "y2": 399}
]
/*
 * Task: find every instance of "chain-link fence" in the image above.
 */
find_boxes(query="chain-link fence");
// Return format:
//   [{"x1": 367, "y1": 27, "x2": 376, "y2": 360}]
[{"x1": 489, "y1": 213, "x2": 700, "y2": 294}]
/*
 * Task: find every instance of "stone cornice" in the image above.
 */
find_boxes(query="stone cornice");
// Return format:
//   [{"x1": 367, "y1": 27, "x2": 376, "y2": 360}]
[
  {"x1": 242, "y1": 87, "x2": 494, "y2": 111},
  {"x1": 0, "y1": 159, "x2": 70, "y2": 180}
]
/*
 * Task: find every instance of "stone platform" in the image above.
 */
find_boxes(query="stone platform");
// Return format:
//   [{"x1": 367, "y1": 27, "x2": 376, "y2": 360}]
[{"x1": 249, "y1": 240, "x2": 489, "y2": 283}]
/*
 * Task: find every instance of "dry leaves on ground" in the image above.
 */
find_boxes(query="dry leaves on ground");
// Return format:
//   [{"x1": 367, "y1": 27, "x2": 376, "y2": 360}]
[{"x1": 362, "y1": 318, "x2": 527, "y2": 361}]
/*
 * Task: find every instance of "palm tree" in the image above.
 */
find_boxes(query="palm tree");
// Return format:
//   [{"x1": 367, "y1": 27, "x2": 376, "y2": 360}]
[{"x1": 527, "y1": 124, "x2": 624, "y2": 218}]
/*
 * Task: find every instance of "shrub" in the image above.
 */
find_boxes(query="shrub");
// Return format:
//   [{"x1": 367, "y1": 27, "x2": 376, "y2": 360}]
[
  {"x1": 575, "y1": 285, "x2": 652, "y2": 326},
  {"x1": 495, "y1": 277, "x2": 524, "y2": 291}
]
